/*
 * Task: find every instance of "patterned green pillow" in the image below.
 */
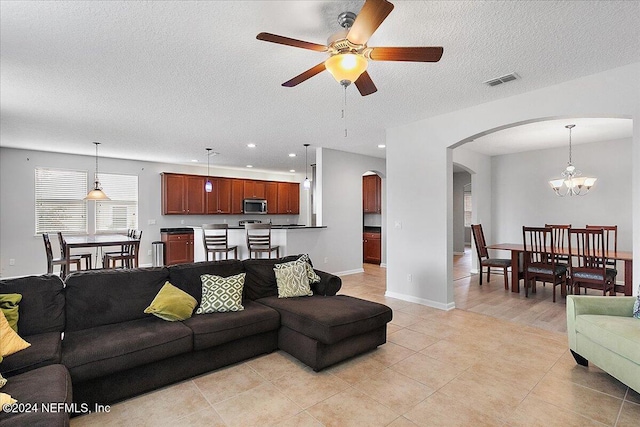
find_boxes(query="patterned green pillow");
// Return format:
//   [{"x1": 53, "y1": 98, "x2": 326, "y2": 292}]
[
  {"x1": 633, "y1": 287, "x2": 640, "y2": 319},
  {"x1": 276, "y1": 254, "x2": 321, "y2": 285},
  {"x1": 0, "y1": 372, "x2": 6, "y2": 389},
  {"x1": 274, "y1": 260, "x2": 313, "y2": 298},
  {"x1": 197, "y1": 273, "x2": 245, "y2": 314}
]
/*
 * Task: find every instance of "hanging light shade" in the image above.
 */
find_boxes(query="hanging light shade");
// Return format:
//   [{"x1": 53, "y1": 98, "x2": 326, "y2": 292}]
[
  {"x1": 303, "y1": 144, "x2": 311, "y2": 189},
  {"x1": 85, "y1": 142, "x2": 110, "y2": 201},
  {"x1": 205, "y1": 148, "x2": 213, "y2": 193},
  {"x1": 325, "y1": 53, "x2": 368, "y2": 85},
  {"x1": 548, "y1": 124, "x2": 597, "y2": 196}
]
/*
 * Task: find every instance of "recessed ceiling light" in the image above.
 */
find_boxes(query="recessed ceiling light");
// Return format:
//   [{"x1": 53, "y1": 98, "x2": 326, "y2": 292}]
[
  {"x1": 288, "y1": 153, "x2": 296, "y2": 157},
  {"x1": 290, "y1": 169, "x2": 295, "y2": 173},
  {"x1": 246, "y1": 165, "x2": 253, "y2": 168},
  {"x1": 247, "y1": 143, "x2": 256, "y2": 148},
  {"x1": 191, "y1": 159, "x2": 198, "y2": 162},
  {"x1": 378, "y1": 144, "x2": 386, "y2": 148}
]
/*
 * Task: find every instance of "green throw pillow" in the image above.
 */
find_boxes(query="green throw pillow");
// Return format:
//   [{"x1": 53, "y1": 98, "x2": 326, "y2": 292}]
[
  {"x1": 274, "y1": 259, "x2": 313, "y2": 298},
  {"x1": 0, "y1": 294, "x2": 22, "y2": 333},
  {"x1": 144, "y1": 282, "x2": 197, "y2": 321},
  {"x1": 196, "y1": 273, "x2": 245, "y2": 314},
  {"x1": 275, "y1": 254, "x2": 321, "y2": 285}
]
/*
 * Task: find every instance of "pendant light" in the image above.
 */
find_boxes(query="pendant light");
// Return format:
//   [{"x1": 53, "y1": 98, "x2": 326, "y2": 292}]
[
  {"x1": 548, "y1": 124, "x2": 597, "y2": 196},
  {"x1": 84, "y1": 142, "x2": 110, "y2": 200},
  {"x1": 303, "y1": 144, "x2": 311, "y2": 189},
  {"x1": 205, "y1": 148, "x2": 213, "y2": 193}
]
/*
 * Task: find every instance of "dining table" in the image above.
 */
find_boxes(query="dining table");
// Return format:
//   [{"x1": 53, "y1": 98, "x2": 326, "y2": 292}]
[
  {"x1": 64, "y1": 234, "x2": 141, "y2": 271},
  {"x1": 486, "y1": 243, "x2": 634, "y2": 296}
]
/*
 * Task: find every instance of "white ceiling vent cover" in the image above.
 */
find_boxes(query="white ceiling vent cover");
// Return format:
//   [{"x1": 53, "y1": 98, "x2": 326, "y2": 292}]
[{"x1": 484, "y1": 73, "x2": 519, "y2": 87}]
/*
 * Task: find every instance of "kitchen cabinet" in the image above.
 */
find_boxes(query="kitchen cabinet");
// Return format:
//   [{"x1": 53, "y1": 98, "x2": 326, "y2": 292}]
[
  {"x1": 244, "y1": 180, "x2": 266, "y2": 199},
  {"x1": 206, "y1": 177, "x2": 232, "y2": 214},
  {"x1": 231, "y1": 179, "x2": 244, "y2": 214},
  {"x1": 161, "y1": 232, "x2": 194, "y2": 265},
  {"x1": 363, "y1": 232, "x2": 381, "y2": 264},
  {"x1": 162, "y1": 173, "x2": 205, "y2": 215},
  {"x1": 363, "y1": 174, "x2": 381, "y2": 213},
  {"x1": 277, "y1": 182, "x2": 300, "y2": 214},
  {"x1": 265, "y1": 182, "x2": 278, "y2": 214}
]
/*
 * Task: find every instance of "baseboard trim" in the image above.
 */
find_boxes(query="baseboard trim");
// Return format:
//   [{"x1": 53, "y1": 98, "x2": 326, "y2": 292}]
[
  {"x1": 453, "y1": 251, "x2": 464, "y2": 255},
  {"x1": 380, "y1": 263, "x2": 387, "y2": 268},
  {"x1": 384, "y1": 291, "x2": 456, "y2": 311},
  {"x1": 470, "y1": 268, "x2": 479, "y2": 274},
  {"x1": 335, "y1": 268, "x2": 365, "y2": 276}
]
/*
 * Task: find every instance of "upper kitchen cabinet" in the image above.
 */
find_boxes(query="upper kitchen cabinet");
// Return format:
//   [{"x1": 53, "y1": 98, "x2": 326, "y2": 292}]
[
  {"x1": 162, "y1": 173, "x2": 206, "y2": 215},
  {"x1": 265, "y1": 182, "x2": 278, "y2": 214},
  {"x1": 231, "y1": 179, "x2": 244, "y2": 214},
  {"x1": 206, "y1": 177, "x2": 232, "y2": 214},
  {"x1": 277, "y1": 182, "x2": 300, "y2": 214},
  {"x1": 363, "y1": 174, "x2": 381, "y2": 214},
  {"x1": 244, "y1": 180, "x2": 266, "y2": 199}
]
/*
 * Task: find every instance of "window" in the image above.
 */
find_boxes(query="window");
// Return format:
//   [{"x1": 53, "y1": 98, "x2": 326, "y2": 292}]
[
  {"x1": 95, "y1": 173, "x2": 138, "y2": 232},
  {"x1": 464, "y1": 187, "x2": 472, "y2": 228},
  {"x1": 35, "y1": 168, "x2": 88, "y2": 234}
]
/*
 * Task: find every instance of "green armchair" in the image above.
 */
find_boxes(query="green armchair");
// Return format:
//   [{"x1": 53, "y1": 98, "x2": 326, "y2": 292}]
[{"x1": 566, "y1": 295, "x2": 639, "y2": 393}]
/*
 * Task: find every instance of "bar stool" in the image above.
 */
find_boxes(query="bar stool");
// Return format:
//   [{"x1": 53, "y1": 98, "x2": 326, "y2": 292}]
[
  {"x1": 245, "y1": 223, "x2": 280, "y2": 259},
  {"x1": 202, "y1": 224, "x2": 238, "y2": 260}
]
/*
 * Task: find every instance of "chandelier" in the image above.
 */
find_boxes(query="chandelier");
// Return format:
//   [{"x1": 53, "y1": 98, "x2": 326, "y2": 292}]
[{"x1": 548, "y1": 124, "x2": 597, "y2": 196}]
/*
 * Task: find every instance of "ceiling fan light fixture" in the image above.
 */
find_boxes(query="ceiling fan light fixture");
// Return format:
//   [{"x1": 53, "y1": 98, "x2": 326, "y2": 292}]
[{"x1": 325, "y1": 53, "x2": 368, "y2": 84}]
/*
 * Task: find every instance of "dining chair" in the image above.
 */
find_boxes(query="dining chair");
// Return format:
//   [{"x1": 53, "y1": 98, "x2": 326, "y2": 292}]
[
  {"x1": 57, "y1": 232, "x2": 92, "y2": 270},
  {"x1": 522, "y1": 226, "x2": 568, "y2": 302},
  {"x1": 104, "y1": 230, "x2": 142, "y2": 268},
  {"x1": 245, "y1": 223, "x2": 280, "y2": 259},
  {"x1": 42, "y1": 233, "x2": 80, "y2": 279},
  {"x1": 470, "y1": 224, "x2": 510, "y2": 289},
  {"x1": 568, "y1": 228, "x2": 616, "y2": 296},
  {"x1": 585, "y1": 225, "x2": 618, "y2": 270},
  {"x1": 202, "y1": 223, "x2": 238, "y2": 260},
  {"x1": 545, "y1": 224, "x2": 571, "y2": 265}
]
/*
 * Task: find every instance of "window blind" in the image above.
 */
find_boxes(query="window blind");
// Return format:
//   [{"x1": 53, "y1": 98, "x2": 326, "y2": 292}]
[
  {"x1": 95, "y1": 173, "x2": 138, "y2": 232},
  {"x1": 35, "y1": 168, "x2": 88, "y2": 234}
]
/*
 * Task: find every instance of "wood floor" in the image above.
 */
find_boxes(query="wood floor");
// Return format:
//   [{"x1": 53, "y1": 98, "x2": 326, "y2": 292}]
[{"x1": 453, "y1": 247, "x2": 569, "y2": 333}]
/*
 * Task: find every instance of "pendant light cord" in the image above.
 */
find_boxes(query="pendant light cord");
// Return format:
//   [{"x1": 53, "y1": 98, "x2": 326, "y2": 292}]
[{"x1": 342, "y1": 83, "x2": 348, "y2": 138}]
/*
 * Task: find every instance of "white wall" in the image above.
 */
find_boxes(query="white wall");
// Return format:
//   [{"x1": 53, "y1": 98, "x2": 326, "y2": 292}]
[
  {"x1": 386, "y1": 62, "x2": 640, "y2": 308},
  {"x1": 316, "y1": 147, "x2": 386, "y2": 275},
  {"x1": 0, "y1": 147, "x2": 304, "y2": 277}
]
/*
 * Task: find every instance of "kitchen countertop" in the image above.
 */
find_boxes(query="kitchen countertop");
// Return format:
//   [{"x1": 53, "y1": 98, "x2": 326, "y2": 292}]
[{"x1": 187, "y1": 225, "x2": 327, "y2": 230}]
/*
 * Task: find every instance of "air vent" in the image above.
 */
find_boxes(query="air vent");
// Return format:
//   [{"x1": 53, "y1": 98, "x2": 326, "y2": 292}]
[{"x1": 483, "y1": 72, "x2": 519, "y2": 87}]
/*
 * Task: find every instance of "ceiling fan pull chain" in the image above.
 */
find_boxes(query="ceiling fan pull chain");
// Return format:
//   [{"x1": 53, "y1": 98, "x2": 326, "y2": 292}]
[{"x1": 343, "y1": 83, "x2": 348, "y2": 137}]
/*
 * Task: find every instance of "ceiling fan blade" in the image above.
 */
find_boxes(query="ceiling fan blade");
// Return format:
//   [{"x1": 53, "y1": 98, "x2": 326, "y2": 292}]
[
  {"x1": 282, "y1": 62, "x2": 327, "y2": 87},
  {"x1": 354, "y1": 71, "x2": 377, "y2": 96},
  {"x1": 366, "y1": 46, "x2": 444, "y2": 62},
  {"x1": 347, "y1": 0, "x2": 395, "y2": 46},
  {"x1": 256, "y1": 32, "x2": 327, "y2": 52}
]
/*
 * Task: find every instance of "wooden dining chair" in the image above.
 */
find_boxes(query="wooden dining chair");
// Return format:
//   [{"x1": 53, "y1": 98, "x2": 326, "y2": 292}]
[
  {"x1": 522, "y1": 226, "x2": 568, "y2": 302},
  {"x1": 246, "y1": 223, "x2": 280, "y2": 259},
  {"x1": 58, "y1": 232, "x2": 92, "y2": 270},
  {"x1": 104, "y1": 230, "x2": 142, "y2": 268},
  {"x1": 545, "y1": 224, "x2": 571, "y2": 265},
  {"x1": 568, "y1": 228, "x2": 616, "y2": 296},
  {"x1": 42, "y1": 233, "x2": 80, "y2": 279},
  {"x1": 470, "y1": 224, "x2": 510, "y2": 289},
  {"x1": 202, "y1": 224, "x2": 238, "y2": 260},
  {"x1": 585, "y1": 225, "x2": 618, "y2": 270}
]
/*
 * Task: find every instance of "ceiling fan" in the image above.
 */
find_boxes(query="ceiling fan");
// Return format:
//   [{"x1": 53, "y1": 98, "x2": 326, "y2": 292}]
[{"x1": 256, "y1": 0, "x2": 444, "y2": 96}]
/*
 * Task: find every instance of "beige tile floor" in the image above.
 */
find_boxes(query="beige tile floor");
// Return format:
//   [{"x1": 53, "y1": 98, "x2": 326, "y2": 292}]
[{"x1": 72, "y1": 258, "x2": 639, "y2": 426}]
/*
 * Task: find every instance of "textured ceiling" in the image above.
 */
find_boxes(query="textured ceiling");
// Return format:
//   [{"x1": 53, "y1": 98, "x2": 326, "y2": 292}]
[{"x1": 1, "y1": 1, "x2": 639, "y2": 172}]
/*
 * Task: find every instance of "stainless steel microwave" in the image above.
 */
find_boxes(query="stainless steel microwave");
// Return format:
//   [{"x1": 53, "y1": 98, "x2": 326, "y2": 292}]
[{"x1": 243, "y1": 199, "x2": 267, "y2": 214}]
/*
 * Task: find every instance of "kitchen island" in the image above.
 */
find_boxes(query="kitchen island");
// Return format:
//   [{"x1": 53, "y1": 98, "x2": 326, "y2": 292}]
[{"x1": 193, "y1": 225, "x2": 327, "y2": 261}]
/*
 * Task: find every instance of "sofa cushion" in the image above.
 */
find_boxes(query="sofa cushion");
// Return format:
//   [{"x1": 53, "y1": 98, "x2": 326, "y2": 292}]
[
  {"x1": 0, "y1": 274, "x2": 65, "y2": 336},
  {"x1": 0, "y1": 364, "x2": 72, "y2": 427},
  {"x1": 168, "y1": 260, "x2": 245, "y2": 304},
  {"x1": 576, "y1": 314, "x2": 640, "y2": 364},
  {"x1": 62, "y1": 317, "x2": 193, "y2": 382},
  {"x1": 243, "y1": 255, "x2": 302, "y2": 300},
  {"x1": 257, "y1": 295, "x2": 392, "y2": 345},
  {"x1": 0, "y1": 332, "x2": 61, "y2": 378},
  {"x1": 65, "y1": 268, "x2": 169, "y2": 332},
  {"x1": 183, "y1": 300, "x2": 279, "y2": 351}
]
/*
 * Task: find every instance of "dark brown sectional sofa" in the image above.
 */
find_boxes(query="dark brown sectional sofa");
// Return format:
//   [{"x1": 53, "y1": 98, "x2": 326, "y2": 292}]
[{"x1": 0, "y1": 255, "x2": 392, "y2": 426}]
